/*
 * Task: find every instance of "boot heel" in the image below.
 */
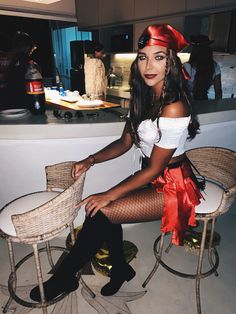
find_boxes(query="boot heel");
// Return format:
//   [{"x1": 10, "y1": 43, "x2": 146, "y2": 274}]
[
  {"x1": 126, "y1": 268, "x2": 136, "y2": 282},
  {"x1": 100, "y1": 264, "x2": 136, "y2": 296}
]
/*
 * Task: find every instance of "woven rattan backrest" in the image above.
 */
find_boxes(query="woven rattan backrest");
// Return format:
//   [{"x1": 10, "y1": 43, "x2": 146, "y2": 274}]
[
  {"x1": 186, "y1": 147, "x2": 236, "y2": 216},
  {"x1": 186, "y1": 147, "x2": 236, "y2": 190},
  {"x1": 46, "y1": 161, "x2": 76, "y2": 191},
  {"x1": 11, "y1": 171, "x2": 86, "y2": 243}
]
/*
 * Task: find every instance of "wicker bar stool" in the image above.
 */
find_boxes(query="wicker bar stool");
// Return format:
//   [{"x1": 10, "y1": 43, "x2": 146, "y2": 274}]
[
  {"x1": 0, "y1": 161, "x2": 95, "y2": 314},
  {"x1": 142, "y1": 147, "x2": 236, "y2": 314}
]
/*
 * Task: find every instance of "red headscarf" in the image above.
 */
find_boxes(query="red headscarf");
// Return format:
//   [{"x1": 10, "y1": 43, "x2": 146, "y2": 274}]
[
  {"x1": 138, "y1": 24, "x2": 189, "y2": 52},
  {"x1": 138, "y1": 24, "x2": 190, "y2": 79}
]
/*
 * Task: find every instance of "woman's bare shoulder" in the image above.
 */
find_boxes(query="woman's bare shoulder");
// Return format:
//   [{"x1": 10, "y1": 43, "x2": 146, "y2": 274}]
[{"x1": 161, "y1": 101, "x2": 189, "y2": 118}]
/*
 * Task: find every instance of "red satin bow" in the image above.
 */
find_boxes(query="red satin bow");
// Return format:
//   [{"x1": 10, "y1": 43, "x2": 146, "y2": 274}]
[{"x1": 152, "y1": 161, "x2": 202, "y2": 246}]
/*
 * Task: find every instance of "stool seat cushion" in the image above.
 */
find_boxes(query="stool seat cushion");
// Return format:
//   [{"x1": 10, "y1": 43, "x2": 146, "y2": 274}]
[
  {"x1": 0, "y1": 191, "x2": 60, "y2": 237},
  {"x1": 195, "y1": 180, "x2": 224, "y2": 214}
]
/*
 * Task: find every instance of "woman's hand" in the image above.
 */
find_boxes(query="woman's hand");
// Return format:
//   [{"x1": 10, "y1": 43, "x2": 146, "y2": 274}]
[
  {"x1": 77, "y1": 192, "x2": 113, "y2": 217},
  {"x1": 71, "y1": 157, "x2": 93, "y2": 179}
]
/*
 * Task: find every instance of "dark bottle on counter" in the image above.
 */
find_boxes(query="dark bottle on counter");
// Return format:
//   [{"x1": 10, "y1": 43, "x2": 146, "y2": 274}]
[
  {"x1": 25, "y1": 60, "x2": 46, "y2": 115},
  {"x1": 55, "y1": 68, "x2": 66, "y2": 96}
]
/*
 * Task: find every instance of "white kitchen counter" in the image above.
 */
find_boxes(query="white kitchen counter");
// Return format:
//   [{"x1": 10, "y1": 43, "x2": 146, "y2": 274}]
[
  {"x1": 0, "y1": 107, "x2": 127, "y2": 139},
  {"x1": 0, "y1": 100, "x2": 235, "y2": 230},
  {"x1": 0, "y1": 99, "x2": 235, "y2": 140}
]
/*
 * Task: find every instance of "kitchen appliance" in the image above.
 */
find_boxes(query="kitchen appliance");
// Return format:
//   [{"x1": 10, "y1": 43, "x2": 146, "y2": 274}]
[
  {"x1": 110, "y1": 34, "x2": 133, "y2": 53},
  {"x1": 70, "y1": 40, "x2": 95, "y2": 94}
]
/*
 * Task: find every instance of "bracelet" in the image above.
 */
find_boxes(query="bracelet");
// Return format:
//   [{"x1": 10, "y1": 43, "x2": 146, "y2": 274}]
[{"x1": 88, "y1": 154, "x2": 96, "y2": 166}]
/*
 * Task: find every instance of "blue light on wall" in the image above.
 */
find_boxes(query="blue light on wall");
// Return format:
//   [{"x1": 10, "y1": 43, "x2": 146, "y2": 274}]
[{"x1": 52, "y1": 26, "x2": 92, "y2": 89}]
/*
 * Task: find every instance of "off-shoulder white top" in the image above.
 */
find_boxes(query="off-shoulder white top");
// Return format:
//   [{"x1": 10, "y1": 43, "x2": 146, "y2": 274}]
[{"x1": 137, "y1": 116, "x2": 191, "y2": 158}]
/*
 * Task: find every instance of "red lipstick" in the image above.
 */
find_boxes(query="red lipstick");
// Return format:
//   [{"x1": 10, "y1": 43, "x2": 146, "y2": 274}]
[{"x1": 144, "y1": 74, "x2": 157, "y2": 79}]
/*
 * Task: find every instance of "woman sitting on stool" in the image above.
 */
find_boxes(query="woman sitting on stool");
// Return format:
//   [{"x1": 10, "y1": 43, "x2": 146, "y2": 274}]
[{"x1": 30, "y1": 24, "x2": 202, "y2": 302}]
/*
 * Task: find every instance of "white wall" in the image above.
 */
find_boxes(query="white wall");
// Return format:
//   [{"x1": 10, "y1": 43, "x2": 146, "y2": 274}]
[
  {"x1": 0, "y1": 136, "x2": 140, "y2": 229},
  {"x1": 0, "y1": 0, "x2": 76, "y2": 21}
]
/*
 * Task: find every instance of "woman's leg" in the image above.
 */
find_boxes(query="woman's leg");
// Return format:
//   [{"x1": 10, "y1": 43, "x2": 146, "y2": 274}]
[
  {"x1": 101, "y1": 186, "x2": 164, "y2": 224},
  {"x1": 100, "y1": 223, "x2": 136, "y2": 296},
  {"x1": 30, "y1": 186, "x2": 164, "y2": 301},
  {"x1": 100, "y1": 186, "x2": 164, "y2": 295},
  {"x1": 30, "y1": 211, "x2": 112, "y2": 301}
]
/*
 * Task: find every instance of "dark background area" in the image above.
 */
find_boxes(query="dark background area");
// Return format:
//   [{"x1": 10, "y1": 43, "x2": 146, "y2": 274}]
[
  {"x1": 184, "y1": 10, "x2": 236, "y2": 54},
  {"x1": 0, "y1": 15, "x2": 54, "y2": 77}
]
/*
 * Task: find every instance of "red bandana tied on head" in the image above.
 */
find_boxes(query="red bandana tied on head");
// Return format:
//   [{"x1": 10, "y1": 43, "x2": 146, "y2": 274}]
[
  {"x1": 138, "y1": 24, "x2": 190, "y2": 79},
  {"x1": 138, "y1": 24, "x2": 189, "y2": 52}
]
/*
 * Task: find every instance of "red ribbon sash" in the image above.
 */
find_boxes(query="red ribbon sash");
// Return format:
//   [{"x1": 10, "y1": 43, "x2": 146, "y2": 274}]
[{"x1": 152, "y1": 161, "x2": 203, "y2": 246}]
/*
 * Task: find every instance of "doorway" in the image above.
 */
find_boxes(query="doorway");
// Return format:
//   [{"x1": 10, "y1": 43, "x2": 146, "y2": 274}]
[
  {"x1": 0, "y1": 15, "x2": 92, "y2": 91},
  {"x1": 50, "y1": 21, "x2": 92, "y2": 90}
]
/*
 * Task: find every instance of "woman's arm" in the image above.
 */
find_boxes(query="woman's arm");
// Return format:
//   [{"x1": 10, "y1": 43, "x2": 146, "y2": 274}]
[
  {"x1": 108, "y1": 100, "x2": 189, "y2": 199},
  {"x1": 72, "y1": 121, "x2": 133, "y2": 178},
  {"x1": 106, "y1": 145, "x2": 175, "y2": 198},
  {"x1": 80, "y1": 144, "x2": 175, "y2": 217},
  {"x1": 79, "y1": 101, "x2": 188, "y2": 216}
]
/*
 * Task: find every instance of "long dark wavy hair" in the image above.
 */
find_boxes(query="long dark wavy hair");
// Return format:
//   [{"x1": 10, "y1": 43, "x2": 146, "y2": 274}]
[
  {"x1": 128, "y1": 48, "x2": 199, "y2": 145},
  {"x1": 188, "y1": 45, "x2": 214, "y2": 100}
]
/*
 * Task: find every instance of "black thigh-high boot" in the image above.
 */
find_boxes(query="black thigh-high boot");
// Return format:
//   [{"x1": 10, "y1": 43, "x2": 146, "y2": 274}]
[
  {"x1": 100, "y1": 224, "x2": 136, "y2": 296},
  {"x1": 30, "y1": 211, "x2": 111, "y2": 302}
]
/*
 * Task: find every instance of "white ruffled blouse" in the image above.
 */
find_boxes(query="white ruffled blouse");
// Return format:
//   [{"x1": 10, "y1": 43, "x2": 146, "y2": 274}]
[{"x1": 137, "y1": 116, "x2": 191, "y2": 158}]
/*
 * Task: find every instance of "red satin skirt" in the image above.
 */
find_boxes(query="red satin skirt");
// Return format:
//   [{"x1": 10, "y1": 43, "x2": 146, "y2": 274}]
[{"x1": 151, "y1": 160, "x2": 203, "y2": 246}]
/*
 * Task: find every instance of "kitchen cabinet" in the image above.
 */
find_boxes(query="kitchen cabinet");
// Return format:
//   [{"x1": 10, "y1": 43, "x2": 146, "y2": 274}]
[
  {"x1": 114, "y1": 0, "x2": 135, "y2": 22},
  {"x1": 99, "y1": 0, "x2": 115, "y2": 25},
  {"x1": 186, "y1": 0, "x2": 215, "y2": 11},
  {"x1": 158, "y1": 0, "x2": 186, "y2": 15},
  {"x1": 76, "y1": 0, "x2": 236, "y2": 29},
  {"x1": 76, "y1": 0, "x2": 135, "y2": 28},
  {"x1": 99, "y1": 25, "x2": 133, "y2": 53},
  {"x1": 76, "y1": 0, "x2": 99, "y2": 27},
  {"x1": 216, "y1": 0, "x2": 236, "y2": 7},
  {"x1": 134, "y1": 0, "x2": 158, "y2": 19},
  {"x1": 208, "y1": 11, "x2": 231, "y2": 51}
]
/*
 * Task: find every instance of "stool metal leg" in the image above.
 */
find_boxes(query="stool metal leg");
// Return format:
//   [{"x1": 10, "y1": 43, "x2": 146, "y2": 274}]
[
  {"x1": 195, "y1": 219, "x2": 209, "y2": 314},
  {"x1": 46, "y1": 241, "x2": 55, "y2": 271},
  {"x1": 207, "y1": 218, "x2": 219, "y2": 277},
  {"x1": 165, "y1": 240, "x2": 173, "y2": 254},
  {"x1": 3, "y1": 239, "x2": 16, "y2": 313},
  {"x1": 7, "y1": 246, "x2": 73, "y2": 309},
  {"x1": 142, "y1": 233, "x2": 165, "y2": 288},
  {"x1": 142, "y1": 219, "x2": 220, "y2": 314},
  {"x1": 32, "y1": 243, "x2": 48, "y2": 314}
]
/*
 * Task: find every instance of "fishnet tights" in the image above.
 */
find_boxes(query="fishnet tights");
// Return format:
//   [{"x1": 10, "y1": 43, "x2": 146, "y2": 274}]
[{"x1": 101, "y1": 186, "x2": 164, "y2": 224}]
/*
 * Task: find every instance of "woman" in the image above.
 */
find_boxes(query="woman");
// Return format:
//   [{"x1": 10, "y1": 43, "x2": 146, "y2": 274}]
[
  {"x1": 183, "y1": 34, "x2": 222, "y2": 100},
  {"x1": 0, "y1": 31, "x2": 35, "y2": 109},
  {"x1": 84, "y1": 42, "x2": 107, "y2": 99},
  {"x1": 30, "y1": 24, "x2": 202, "y2": 302}
]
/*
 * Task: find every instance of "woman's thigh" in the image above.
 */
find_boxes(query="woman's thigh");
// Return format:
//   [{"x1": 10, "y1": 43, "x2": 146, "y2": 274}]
[{"x1": 101, "y1": 186, "x2": 164, "y2": 224}]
